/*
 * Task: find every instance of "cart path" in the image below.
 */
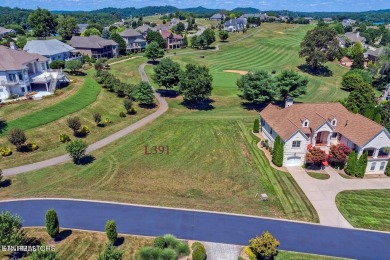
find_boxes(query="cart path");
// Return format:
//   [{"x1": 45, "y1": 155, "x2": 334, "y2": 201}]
[{"x1": 3, "y1": 63, "x2": 167, "y2": 176}]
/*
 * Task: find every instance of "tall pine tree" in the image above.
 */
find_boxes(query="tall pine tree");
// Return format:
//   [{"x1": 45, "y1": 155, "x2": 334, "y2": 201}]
[
  {"x1": 272, "y1": 136, "x2": 284, "y2": 167},
  {"x1": 345, "y1": 151, "x2": 357, "y2": 176},
  {"x1": 356, "y1": 151, "x2": 368, "y2": 178}
]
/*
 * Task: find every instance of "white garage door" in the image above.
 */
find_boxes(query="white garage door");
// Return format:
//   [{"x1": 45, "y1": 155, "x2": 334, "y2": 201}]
[{"x1": 285, "y1": 156, "x2": 302, "y2": 166}]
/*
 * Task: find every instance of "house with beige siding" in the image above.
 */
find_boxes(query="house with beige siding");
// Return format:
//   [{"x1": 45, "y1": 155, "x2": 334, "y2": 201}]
[
  {"x1": 259, "y1": 99, "x2": 390, "y2": 174},
  {"x1": 70, "y1": 36, "x2": 118, "y2": 59}
]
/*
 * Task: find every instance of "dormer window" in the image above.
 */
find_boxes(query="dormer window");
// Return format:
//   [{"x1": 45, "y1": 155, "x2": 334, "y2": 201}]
[
  {"x1": 331, "y1": 119, "x2": 337, "y2": 126},
  {"x1": 303, "y1": 120, "x2": 309, "y2": 127}
]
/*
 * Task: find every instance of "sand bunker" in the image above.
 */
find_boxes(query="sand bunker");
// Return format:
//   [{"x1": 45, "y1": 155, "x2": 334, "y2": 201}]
[{"x1": 223, "y1": 70, "x2": 249, "y2": 75}]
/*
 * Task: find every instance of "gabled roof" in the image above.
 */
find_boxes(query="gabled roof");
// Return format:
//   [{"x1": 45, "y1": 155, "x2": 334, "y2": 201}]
[
  {"x1": 224, "y1": 18, "x2": 247, "y2": 27},
  {"x1": 0, "y1": 45, "x2": 48, "y2": 71},
  {"x1": 260, "y1": 103, "x2": 385, "y2": 146},
  {"x1": 160, "y1": 29, "x2": 172, "y2": 39},
  {"x1": 210, "y1": 13, "x2": 225, "y2": 19},
  {"x1": 119, "y1": 28, "x2": 142, "y2": 37},
  {"x1": 155, "y1": 24, "x2": 169, "y2": 31},
  {"x1": 136, "y1": 25, "x2": 157, "y2": 33},
  {"x1": 70, "y1": 36, "x2": 118, "y2": 49},
  {"x1": 344, "y1": 32, "x2": 366, "y2": 43},
  {"x1": 367, "y1": 47, "x2": 385, "y2": 58},
  {"x1": 0, "y1": 27, "x2": 15, "y2": 34},
  {"x1": 23, "y1": 39, "x2": 74, "y2": 56}
]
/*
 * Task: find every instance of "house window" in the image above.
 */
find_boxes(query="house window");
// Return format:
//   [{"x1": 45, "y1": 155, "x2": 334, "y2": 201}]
[
  {"x1": 332, "y1": 119, "x2": 337, "y2": 126},
  {"x1": 270, "y1": 129, "x2": 273, "y2": 135},
  {"x1": 303, "y1": 120, "x2": 309, "y2": 127},
  {"x1": 380, "y1": 162, "x2": 386, "y2": 171},
  {"x1": 40, "y1": 63, "x2": 46, "y2": 71},
  {"x1": 8, "y1": 74, "x2": 17, "y2": 82},
  {"x1": 21, "y1": 87, "x2": 25, "y2": 93},
  {"x1": 18, "y1": 73, "x2": 23, "y2": 80},
  {"x1": 292, "y1": 141, "x2": 301, "y2": 148},
  {"x1": 331, "y1": 133, "x2": 337, "y2": 138},
  {"x1": 370, "y1": 162, "x2": 376, "y2": 171}
]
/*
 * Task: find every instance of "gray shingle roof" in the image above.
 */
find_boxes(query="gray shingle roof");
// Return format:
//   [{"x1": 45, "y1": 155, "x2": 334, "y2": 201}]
[
  {"x1": 367, "y1": 47, "x2": 385, "y2": 58},
  {"x1": 210, "y1": 13, "x2": 225, "y2": 19},
  {"x1": 119, "y1": 29, "x2": 142, "y2": 37},
  {"x1": 0, "y1": 45, "x2": 48, "y2": 71},
  {"x1": 224, "y1": 18, "x2": 247, "y2": 27},
  {"x1": 70, "y1": 36, "x2": 118, "y2": 49},
  {"x1": 344, "y1": 32, "x2": 366, "y2": 43},
  {"x1": 23, "y1": 39, "x2": 74, "y2": 56}
]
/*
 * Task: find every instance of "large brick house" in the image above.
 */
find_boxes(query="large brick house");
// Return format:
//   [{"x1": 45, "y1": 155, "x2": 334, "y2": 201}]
[{"x1": 259, "y1": 100, "x2": 390, "y2": 174}]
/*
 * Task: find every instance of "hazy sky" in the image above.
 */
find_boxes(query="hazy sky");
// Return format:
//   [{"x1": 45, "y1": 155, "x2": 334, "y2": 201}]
[{"x1": 1, "y1": 0, "x2": 389, "y2": 12}]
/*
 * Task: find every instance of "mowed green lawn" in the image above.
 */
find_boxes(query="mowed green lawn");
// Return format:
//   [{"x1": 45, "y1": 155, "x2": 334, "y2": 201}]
[
  {"x1": 336, "y1": 190, "x2": 390, "y2": 231},
  {"x1": 169, "y1": 23, "x2": 349, "y2": 103},
  {"x1": 0, "y1": 71, "x2": 100, "y2": 136}
]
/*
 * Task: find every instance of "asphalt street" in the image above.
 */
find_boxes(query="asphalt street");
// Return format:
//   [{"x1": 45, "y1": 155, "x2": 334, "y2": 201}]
[{"x1": 1, "y1": 199, "x2": 389, "y2": 259}]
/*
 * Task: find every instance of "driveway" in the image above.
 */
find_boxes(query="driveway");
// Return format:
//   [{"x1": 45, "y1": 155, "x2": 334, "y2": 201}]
[
  {"x1": 1, "y1": 199, "x2": 390, "y2": 259},
  {"x1": 287, "y1": 166, "x2": 390, "y2": 228}
]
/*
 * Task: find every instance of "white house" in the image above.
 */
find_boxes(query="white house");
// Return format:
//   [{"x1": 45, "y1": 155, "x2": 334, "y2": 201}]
[
  {"x1": 0, "y1": 27, "x2": 16, "y2": 37},
  {"x1": 23, "y1": 39, "x2": 80, "y2": 63},
  {"x1": 259, "y1": 99, "x2": 390, "y2": 175},
  {"x1": 0, "y1": 45, "x2": 68, "y2": 100},
  {"x1": 224, "y1": 18, "x2": 247, "y2": 32}
]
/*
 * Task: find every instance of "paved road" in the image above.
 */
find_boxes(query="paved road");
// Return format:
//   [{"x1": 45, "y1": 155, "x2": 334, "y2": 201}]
[
  {"x1": 1, "y1": 199, "x2": 389, "y2": 260},
  {"x1": 3, "y1": 63, "x2": 168, "y2": 177},
  {"x1": 287, "y1": 166, "x2": 390, "y2": 228}
]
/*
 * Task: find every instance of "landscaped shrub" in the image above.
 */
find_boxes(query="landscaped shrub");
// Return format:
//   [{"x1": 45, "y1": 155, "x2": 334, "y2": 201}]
[
  {"x1": 104, "y1": 118, "x2": 112, "y2": 124},
  {"x1": 163, "y1": 234, "x2": 179, "y2": 248},
  {"x1": 119, "y1": 111, "x2": 126, "y2": 117},
  {"x1": 244, "y1": 246, "x2": 256, "y2": 260},
  {"x1": 192, "y1": 242, "x2": 206, "y2": 260},
  {"x1": 45, "y1": 209, "x2": 59, "y2": 239},
  {"x1": 385, "y1": 160, "x2": 390, "y2": 177},
  {"x1": 67, "y1": 117, "x2": 81, "y2": 135},
  {"x1": 59, "y1": 134, "x2": 71, "y2": 143},
  {"x1": 356, "y1": 151, "x2": 368, "y2": 178},
  {"x1": 26, "y1": 143, "x2": 39, "y2": 151},
  {"x1": 345, "y1": 151, "x2": 357, "y2": 176},
  {"x1": 153, "y1": 236, "x2": 167, "y2": 249},
  {"x1": 124, "y1": 99, "x2": 133, "y2": 113},
  {"x1": 329, "y1": 144, "x2": 351, "y2": 167},
  {"x1": 159, "y1": 248, "x2": 176, "y2": 260},
  {"x1": 105, "y1": 220, "x2": 118, "y2": 244},
  {"x1": 253, "y1": 118, "x2": 260, "y2": 133},
  {"x1": 0, "y1": 147, "x2": 12, "y2": 156},
  {"x1": 50, "y1": 60, "x2": 65, "y2": 69},
  {"x1": 66, "y1": 140, "x2": 88, "y2": 164},
  {"x1": 129, "y1": 107, "x2": 137, "y2": 115},
  {"x1": 80, "y1": 126, "x2": 90, "y2": 136},
  {"x1": 54, "y1": 89, "x2": 64, "y2": 95},
  {"x1": 93, "y1": 113, "x2": 102, "y2": 126},
  {"x1": 176, "y1": 242, "x2": 190, "y2": 257},
  {"x1": 191, "y1": 242, "x2": 202, "y2": 250},
  {"x1": 249, "y1": 231, "x2": 280, "y2": 260},
  {"x1": 272, "y1": 136, "x2": 284, "y2": 167},
  {"x1": 7, "y1": 128, "x2": 27, "y2": 151},
  {"x1": 305, "y1": 147, "x2": 327, "y2": 166}
]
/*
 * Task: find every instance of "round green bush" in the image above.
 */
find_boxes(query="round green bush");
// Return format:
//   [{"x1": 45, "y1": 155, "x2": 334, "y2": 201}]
[
  {"x1": 119, "y1": 111, "x2": 126, "y2": 117},
  {"x1": 129, "y1": 107, "x2": 137, "y2": 115},
  {"x1": 153, "y1": 236, "x2": 167, "y2": 249},
  {"x1": 163, "y1": 234, "x2": 179, "y2": 248},
  {"x1": 0, "y1": 147, "x2": 12, "y2": 156},
  {"x1": 192, "y1": 243, "x2": 206, "y2": 260},
  {"x1": 176, "y1": 242, "x2": 190, "y2": 257},
  {"x1": 59, "y1": 134, "x2": 71, "y2": 143},
  {"x1": 26, "y1": 143, "x2": 39, "y2": 151},
  {"x1": 191, "y1": 242, "x2": 202, "y2": 250}
]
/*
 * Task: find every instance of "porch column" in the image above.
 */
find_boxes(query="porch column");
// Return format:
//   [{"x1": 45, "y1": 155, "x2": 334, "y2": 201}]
[
  {"x1": 45, "y1": 76, "x2": 49, "y2": 92},
  {"x1": 327, "y1": 132, "x2": 331, "y2": 146},
  {"x1": 312, "y1": 133, "x2": 317, "y2": 146},
  {"x1": 373, "y1": 149, "x2": 379, "y2": 159}
]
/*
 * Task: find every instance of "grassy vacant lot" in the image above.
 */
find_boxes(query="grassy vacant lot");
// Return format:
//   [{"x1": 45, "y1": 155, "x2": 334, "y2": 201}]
[
  {"x1": 0, "y1": 73, "x2": 100, "y2": 136},
  {"x1": 169, "y1": 23, "x2": 349, "y2": 103},
  {"x1": 336, "y1": 190, "x2": 390, "y2": 232},
  {"x1": 0, "y1": 69, "x2": 156, "y2": 168},
  {"x1": 0, "y1": 228, "x2": 153, "y2": 260},
  {"x1": 109, "y1": 57, "x2": 147, "y2": 85}
]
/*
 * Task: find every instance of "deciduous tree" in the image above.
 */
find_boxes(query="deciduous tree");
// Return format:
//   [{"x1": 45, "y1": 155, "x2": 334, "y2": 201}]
[
  {"x1": 28, "y1": 8, "x2": 57, "y2": 39},
  {"x1": 179, "y1": 64, "x2": 213, "y2": 104},
  {"x1": 341, "y1": 73, "x2": 364, "y2": 91},
  {"x1": 66, "y1": 140, "x2": 88, "y2": 164},
  {"x1": 219, "y1": 30, "x2": 229, "y2": 42},
  {"x1": 146, "y1": 31, "x2": 166, "y2": 49},
  {"x1": 56, "y1": 15, "x2": 78, "y2": 40},
  {"x1": 67, "y1": 117, "x2": 81, "y2": 135},
  {"x1": 299, "y1": 27, "x2": 340, "y2": 69},
  {"x1": 345, "y1": 151, "x2": 358, "y2": 176},
  {"x1": 65, "y1": 59, "x2": 82, "y2": 73},
  {"x1": 152, "y1": 58, "x2": 181, "y2": 89},
  {"x1": 110, "y1": 32, "x2": 126, "y2": 55},
  {"x1": 201, "y1": 28, "x2": 215, "y2": 47},
  {"x1": 344, "y1": 82, "x2": 376, "y2": 113},
  {"x1": 145, "y1": 41, "x2": 164, "y2": 61},
  {"x1": 0, "y1": 211, "x2": 24, "y2": 247},
  {"x1": 30, "y1": 249, "x2": 59, "y2": 260},
  {"x1": 329, "y1": 144, "x2": 351, "y2": 166}
]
